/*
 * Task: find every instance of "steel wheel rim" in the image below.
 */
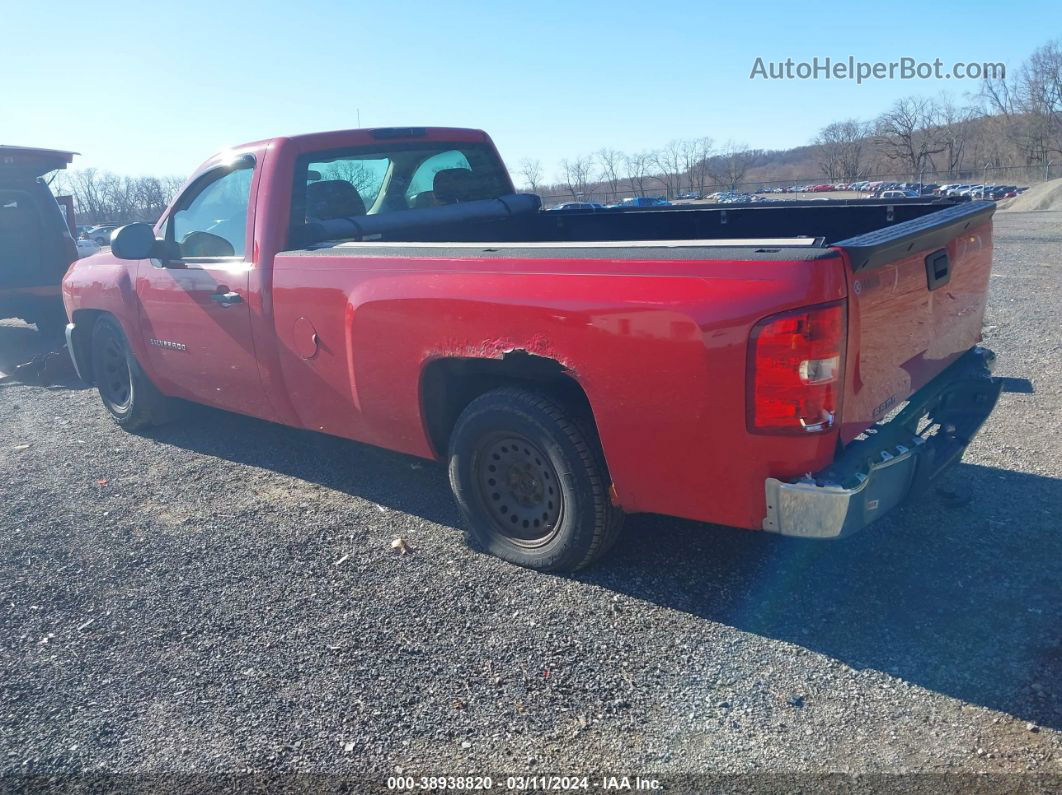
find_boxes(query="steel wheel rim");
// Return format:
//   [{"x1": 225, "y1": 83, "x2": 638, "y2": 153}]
[
  {"x1": 473, "y1": 433, "x2": 563, "y2": 548},
  {"x1": 99, "y1": 330, "x2": 132, "y2": 409}
]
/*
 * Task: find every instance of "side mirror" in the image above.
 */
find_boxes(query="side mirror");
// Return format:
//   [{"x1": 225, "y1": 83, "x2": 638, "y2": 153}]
[{"x1": 111, "y1": 223, "x2": 162, "y2": 260}]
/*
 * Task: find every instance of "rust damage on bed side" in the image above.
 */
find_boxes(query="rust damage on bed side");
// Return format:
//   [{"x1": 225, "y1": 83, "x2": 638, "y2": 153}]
[{"x1": 430, "y1": 333, "x2": 573, "y2": 372}]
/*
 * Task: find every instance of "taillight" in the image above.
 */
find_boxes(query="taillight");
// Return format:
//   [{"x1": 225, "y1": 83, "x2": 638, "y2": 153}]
[{"x1": 748, "y1": 302, "x2": 846, "y2": 433}]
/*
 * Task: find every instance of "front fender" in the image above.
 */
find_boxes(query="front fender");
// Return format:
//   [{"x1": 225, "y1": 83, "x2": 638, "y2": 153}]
[{"x1": 63, "y1": 254, "x2": 145, "y2": 376}]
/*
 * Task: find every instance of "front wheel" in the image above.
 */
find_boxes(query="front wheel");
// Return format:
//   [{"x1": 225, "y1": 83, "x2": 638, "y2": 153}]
[
  {"x1": 448, "y1": 388, "x2": 624, "y2": 571},
  {"x1": 91, "y1": 316, "x2": 176, "y2": 430}
]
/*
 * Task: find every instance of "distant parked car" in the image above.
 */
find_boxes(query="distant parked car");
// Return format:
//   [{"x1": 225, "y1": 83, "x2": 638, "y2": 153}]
[
  {"x1": 81, "y1": 224, "x2": 118, "y2": 245},
  {"x1": 985, "y1": 187, "x2": 1018, "y2": 200},
  {"x1": 715, "y1": 192, "x2": 757, "y2": 204},
  {"x1": 879, "y1": 189, "x2": 920, "y2": 199},
  {"x1": 618, "y1": 196, "x2": 670, "y2": 208},
  {"x1": 75, "y1": 238, "x2": 101, "y2": 258},
  {"x1": 548, "y1": 202, "x2": 603, "y2": 211}
]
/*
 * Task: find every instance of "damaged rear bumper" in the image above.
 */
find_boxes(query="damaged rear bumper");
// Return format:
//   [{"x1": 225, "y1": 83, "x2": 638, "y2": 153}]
[{"x1": 762, "y1": 346, "x2": 1000, "y2": 539}]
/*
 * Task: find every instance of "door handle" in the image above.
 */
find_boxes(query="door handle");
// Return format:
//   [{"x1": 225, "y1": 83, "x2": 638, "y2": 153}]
[{"x1": 210, "y1": 290, "x2": 243, "y2": 307}]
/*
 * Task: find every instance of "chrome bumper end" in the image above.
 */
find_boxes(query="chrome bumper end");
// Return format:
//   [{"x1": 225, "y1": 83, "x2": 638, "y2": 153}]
[{"x1": 761, "y1": 346, "x2": 1000, "y2": 540}]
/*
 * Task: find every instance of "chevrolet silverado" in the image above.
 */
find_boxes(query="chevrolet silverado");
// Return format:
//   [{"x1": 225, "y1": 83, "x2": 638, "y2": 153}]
[{"x1": 62, "y1": 127, "x2": 1001, "y2": 570}]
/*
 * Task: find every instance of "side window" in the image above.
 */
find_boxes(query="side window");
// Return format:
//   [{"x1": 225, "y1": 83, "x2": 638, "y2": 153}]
[
  {"x1": 171, "y1": 165, "x2": 253, "y2": 257},
  {"x1": 406, "y1": 150, "x2": 471, "y2": 200}
]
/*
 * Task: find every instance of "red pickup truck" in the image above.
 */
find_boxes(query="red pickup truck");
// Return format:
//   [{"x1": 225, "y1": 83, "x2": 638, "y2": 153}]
[{"x1": 62, "y1": 127, "x2": 1001, "y2": 570}]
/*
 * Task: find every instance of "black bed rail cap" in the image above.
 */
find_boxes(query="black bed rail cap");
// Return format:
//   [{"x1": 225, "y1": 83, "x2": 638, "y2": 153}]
[{"x1": 834, "y1": 200, "x2": 996, "y2": 271}]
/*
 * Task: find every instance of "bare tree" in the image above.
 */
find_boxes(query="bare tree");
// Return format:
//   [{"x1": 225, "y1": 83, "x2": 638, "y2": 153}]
[
  {"x1": 707, "y1": 141, "x2": 756, "y2": 191},
  {"x1": 681, "y1": 137, "x2": 714, "y2": 194},
  {"x1": 815, "y1": 119, "x2": 871, "y2": 182},
  {"x1": 651, "y1": 141, "x2": 684, "y2": 199},
  {"x1": 595, "y1": 148, "x2": 623, "y2": 202},
  {"x1": 517, "y1": 158, "x2": 544, "y2": 193},
  {"x1": 874, "y1": 96, "x2": 948, "y2": 181},
  {"x1": 982, "y1": 38, "x2": 1062, "y2": 167},
  {"x1": 55, "y1": 169, "x2": 186, "y2": 225},
  {"x1": 68, "y1": 169, "x2": 108, "y2": 222},
  {"x1": 1022, "y1": 38, "x2": 1062, "y2": 159},
  {"x1": 161, "y1": 176, "x2": 185, "y2": 205},
  {"x1": 559, "y1": 156, "x2": 595, "y2": 201},
  {"x1": 936, "y1": 96, "x2": 981, "y2": 178},
  {"x1": 622, "y1": 151, "x2": 653, "y2": 197},
  {"x1": 132, "y1": 176, "x2": 177, "y2": 222}
]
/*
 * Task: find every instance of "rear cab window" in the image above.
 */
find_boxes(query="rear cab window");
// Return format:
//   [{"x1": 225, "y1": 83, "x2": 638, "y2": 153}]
[
  {"x1": 405, "y1": 150, "x2": 472, "y2": 203},
  {"x1": 291, "y1": 142, "x2": 511, "y2": 237}
]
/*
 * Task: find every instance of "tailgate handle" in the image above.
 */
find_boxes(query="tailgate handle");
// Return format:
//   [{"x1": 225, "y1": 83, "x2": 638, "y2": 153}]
[{"x1": 925, "y1": 249, "x2": 951, "y2": 290}]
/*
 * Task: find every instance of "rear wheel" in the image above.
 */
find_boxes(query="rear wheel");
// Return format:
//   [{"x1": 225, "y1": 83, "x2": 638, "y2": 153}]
[
  {"x1": 448, "y1": 388, "x2": 623, "y2": 571},
  {"x1": 91, "y1": 316, "x2": 176, "y2": 430}
]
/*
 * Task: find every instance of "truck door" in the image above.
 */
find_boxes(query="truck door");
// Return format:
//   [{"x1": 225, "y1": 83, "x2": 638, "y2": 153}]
[{"x1": 136, "y1": 158, "x2": 271, "y2": 419}]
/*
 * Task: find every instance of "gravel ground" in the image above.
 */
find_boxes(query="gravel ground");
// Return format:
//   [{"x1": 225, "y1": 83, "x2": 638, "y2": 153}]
[{"x1": 1, "y1": 211, "x2": 1060, "y2": 786}]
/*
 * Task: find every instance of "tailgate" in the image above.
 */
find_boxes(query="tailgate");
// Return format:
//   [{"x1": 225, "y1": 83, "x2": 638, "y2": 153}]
[{"x1": 834, "y1": 200, "x2": 996, "y2": 443}]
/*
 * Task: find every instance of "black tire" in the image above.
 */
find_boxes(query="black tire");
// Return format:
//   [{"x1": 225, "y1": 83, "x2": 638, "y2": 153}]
[
  {"x1": 448, "y1": 387, "x2": 624, "y2": 571},
  {"x1": 90, "y1": 315, "x2": 176, "y2": 430}
]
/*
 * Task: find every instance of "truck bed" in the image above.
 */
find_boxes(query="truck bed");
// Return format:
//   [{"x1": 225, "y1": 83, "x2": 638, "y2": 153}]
[
  {"x1": 272, "y1": 197, "x2": 995, "y2": 528},
  {"x1": 294, "y1": 195, "x2": 978, "y2": 249}
]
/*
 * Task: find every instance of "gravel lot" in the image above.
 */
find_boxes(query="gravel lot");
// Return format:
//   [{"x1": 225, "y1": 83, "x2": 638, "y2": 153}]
[{"x1": 1, "y1": 211, "x2": 1060, "y2": 786}]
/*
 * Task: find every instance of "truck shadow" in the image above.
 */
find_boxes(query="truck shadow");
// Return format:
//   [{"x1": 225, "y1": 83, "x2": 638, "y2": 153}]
[
  {"x1": 146, "y1": 406, "x2": 1061, "y2": 732},
  {"x1": 592, "y1": 464, "x2": 1062, "y2": 732}
]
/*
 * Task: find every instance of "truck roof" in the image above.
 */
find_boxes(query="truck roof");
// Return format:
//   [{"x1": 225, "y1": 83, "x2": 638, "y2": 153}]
[
  {"x1": 230, "y1": 127, "x2": 491, "y2": 153},
  {"x1": 189, "y1": 127, "x2": 497, "y2": 185}
]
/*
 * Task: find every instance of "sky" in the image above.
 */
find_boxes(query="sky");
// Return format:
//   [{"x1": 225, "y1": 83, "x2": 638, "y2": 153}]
[{"x1": 3, "y1": 0, "x2": 1056, "y2": 182}]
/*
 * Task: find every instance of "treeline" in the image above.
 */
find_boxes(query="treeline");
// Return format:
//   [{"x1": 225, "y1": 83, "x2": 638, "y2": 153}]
[
  {"x1": 50, "y1": 169, "x2": 185, "y2": 226},
  {"x1": 530, "y1": 36, "x2": 1062, "y2": 200}
]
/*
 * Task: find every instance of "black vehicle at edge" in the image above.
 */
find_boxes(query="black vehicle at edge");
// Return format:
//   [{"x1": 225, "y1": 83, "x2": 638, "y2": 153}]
[{"x1": 0, "y1": 145, "x2": 79, "y2": 337}]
